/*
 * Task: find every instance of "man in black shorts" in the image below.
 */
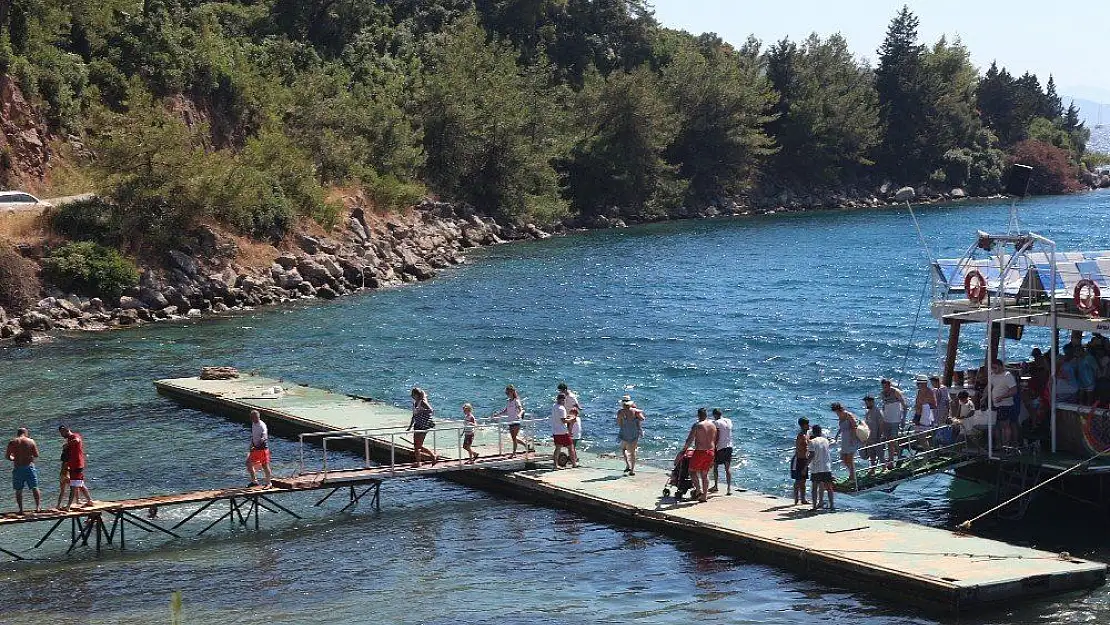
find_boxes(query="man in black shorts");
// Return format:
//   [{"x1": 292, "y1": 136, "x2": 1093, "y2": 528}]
[
  {"x1": 791, "y1": 417, "x2": 809, "y2": 505},
  {"x1": 710, "y1": 408, "x2": 733, "y2": 495}
]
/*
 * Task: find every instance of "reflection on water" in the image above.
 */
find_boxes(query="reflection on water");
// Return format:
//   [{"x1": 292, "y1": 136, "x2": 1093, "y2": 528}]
[{"x1": 2, "y1": 191, "x2": 1110, "y2": 623}]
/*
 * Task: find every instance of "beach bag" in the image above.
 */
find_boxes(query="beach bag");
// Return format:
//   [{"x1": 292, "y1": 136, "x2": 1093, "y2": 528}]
[{"x1": 854, "y1": 421, "x2": 870, "y2": 443}]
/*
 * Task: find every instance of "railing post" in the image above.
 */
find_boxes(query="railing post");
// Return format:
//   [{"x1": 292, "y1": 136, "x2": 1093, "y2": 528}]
[
  {"x1": 298, "y1": 434, "x2": 304, "y2": 475},
  {"x1": 390, "y1": 433, "x2": 396, "y2": 476},
  {"x1": 364, "y1": 436, "x2": 370, "y2": 469},
  {"x1": 458, "y1": 425, "x2": 463, "y2": 466},
  {"x1": 432, "y1": 430, "x2": 437, "y2": 462},
  {"x1": 323, "y1": 439, "x2": 328, "y2": 476}
]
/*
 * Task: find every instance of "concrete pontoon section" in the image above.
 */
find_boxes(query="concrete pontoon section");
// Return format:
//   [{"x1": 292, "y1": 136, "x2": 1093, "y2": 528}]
[{"x1": 155, "y1": 374, "x2": 1107, "y2": 614}]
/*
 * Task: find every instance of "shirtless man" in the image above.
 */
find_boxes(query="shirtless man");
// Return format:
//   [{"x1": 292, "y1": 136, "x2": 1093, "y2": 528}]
[
  {"x1": 6, "y1": 428, "x2": 41, "y2": 514},
  {"x1": 682, "y1": 408, "x2": 717, "y2": 503}
]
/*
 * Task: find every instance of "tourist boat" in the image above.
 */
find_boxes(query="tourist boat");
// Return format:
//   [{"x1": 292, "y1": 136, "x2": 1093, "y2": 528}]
[{"x1": 840, "y1": 168, "x2": 1110, "y2": 518}]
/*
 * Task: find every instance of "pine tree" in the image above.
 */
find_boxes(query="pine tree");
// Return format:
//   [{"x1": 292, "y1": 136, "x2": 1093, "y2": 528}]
[
  {"x1": 874, "y1": 5, "x2": 928, "y2": 181},
  {"x1": 1043, "y1": 75, "x2": 1063, "y2": 119}
]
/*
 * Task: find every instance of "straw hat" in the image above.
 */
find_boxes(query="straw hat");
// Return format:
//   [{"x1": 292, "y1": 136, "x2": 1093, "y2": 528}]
[{"x1": 621, "y1": 394, "x2": 634, "y2": 406}]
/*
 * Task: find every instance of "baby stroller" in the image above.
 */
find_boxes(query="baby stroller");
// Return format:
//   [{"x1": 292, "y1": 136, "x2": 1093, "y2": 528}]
[{"x1": 662, "y1": 450, "x2": 694, "y2": 500}]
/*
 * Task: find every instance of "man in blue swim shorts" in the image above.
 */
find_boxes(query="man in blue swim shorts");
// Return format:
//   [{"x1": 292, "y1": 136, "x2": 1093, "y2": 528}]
[{"x1": 6, "y1": 427, "x2": 41, "y2": 514}]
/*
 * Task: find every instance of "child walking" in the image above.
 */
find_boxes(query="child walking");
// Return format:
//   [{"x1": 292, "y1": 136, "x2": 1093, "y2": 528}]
[{"x1": 462, "y1": 403, "x2": 479, "y2": 463}]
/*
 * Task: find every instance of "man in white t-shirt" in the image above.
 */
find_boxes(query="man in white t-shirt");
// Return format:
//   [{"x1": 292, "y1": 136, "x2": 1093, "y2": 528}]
[
  {"x1": 807, "y1": 425, "x2": 834, "y2": 512},
  {"x1": 559, "y1": 383, "x2": 583, "y2": 452},
  {"x1": 709, "y1": 408, "x2": 734, "y2": 495},
  {"x1": 550, "y1": 394, "x2": 577, "y2": 469},
  {"x1": 989, "y1": 359, "x2": 1019, "y2": 447}
]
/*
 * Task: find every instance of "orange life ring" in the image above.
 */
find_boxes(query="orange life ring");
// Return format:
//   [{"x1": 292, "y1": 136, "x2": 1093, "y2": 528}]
[
  {"x1": 964, "y1": 270, "x2": 987, "y2": 304},
  {"x1": 1074, "y1": 279, "x2": 1102, "y2": 316}
]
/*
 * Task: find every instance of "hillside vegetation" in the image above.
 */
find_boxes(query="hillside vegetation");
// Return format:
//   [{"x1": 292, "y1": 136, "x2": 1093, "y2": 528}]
[{"x1": 0, "y1": 1, "x2": 1097, "y2": 248}]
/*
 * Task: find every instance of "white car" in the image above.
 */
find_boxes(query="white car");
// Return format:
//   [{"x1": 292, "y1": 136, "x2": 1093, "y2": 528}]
[{"x1": 0, "y1": 190, "x2": 53, "y2": 212}]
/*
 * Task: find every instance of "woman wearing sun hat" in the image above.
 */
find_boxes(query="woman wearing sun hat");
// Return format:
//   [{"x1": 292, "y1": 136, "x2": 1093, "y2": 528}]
[{"x1": 616, "y1": 395, "x2": 644, "y2": 475}]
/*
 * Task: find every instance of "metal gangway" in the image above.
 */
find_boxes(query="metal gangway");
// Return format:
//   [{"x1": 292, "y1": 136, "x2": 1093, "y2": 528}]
[{"x1": 833, "y1": 423, "x2": 981, "y2": 493}]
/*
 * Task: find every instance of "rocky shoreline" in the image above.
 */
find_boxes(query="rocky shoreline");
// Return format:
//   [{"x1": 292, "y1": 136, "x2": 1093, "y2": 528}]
[
  {"x1": 1, "y1": 182, "x2": 1096, "y2": 346},
  {"x1": 1, "y1": 196, "x2": 552, "y2": 345}
]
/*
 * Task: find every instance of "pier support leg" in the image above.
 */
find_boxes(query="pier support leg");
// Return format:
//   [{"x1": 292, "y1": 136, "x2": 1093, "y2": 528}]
[
  {"x1": 339, "y1": 482, "x2": 381, "y2": 513},
  {"x1": 33, "y1": 518, "x2": 66, "y2": 549},
  {"x1": 0, "y1": 545, "x2": 23, "y2": 561}
]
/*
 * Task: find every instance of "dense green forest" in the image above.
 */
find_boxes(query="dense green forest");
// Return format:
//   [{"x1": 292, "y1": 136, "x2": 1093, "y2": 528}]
[{"x1": 0, "y1": 1, "x2": 1097, "y2": 244}]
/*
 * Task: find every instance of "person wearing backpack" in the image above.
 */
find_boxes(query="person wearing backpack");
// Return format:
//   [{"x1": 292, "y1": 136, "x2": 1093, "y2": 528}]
[{"x1": 833, "y1": 402, "x2": 862, "y2": 485}]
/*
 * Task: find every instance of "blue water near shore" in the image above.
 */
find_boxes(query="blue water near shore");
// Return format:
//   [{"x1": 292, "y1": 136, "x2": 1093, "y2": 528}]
[{"x1": 2, "y1": 190, "x2": 1110, "y2": 624}]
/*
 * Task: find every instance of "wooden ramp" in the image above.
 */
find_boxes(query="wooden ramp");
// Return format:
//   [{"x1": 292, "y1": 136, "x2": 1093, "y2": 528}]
[
  {"x1": 0, "y1": 454, "x2": 528, "y2": 560},
  {"x1": 154, "y1": 374, "x2": 1107, "y2": 615}
]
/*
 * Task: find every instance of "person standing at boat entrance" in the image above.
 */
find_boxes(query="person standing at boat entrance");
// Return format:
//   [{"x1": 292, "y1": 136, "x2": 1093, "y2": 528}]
[
  {"x1": 494, "y1": 385, "x2": 528, "y2": 457},
  {"x1": 989, "y1": 360, "x2": 1019, "y2": 449},
  {"x1": 911, "y1": 375, "x2": 937, "y2": 453},
  {"x1": 616, "y1": 395, "x2": 644, "y2": 475},
  {"x1": 861, "y1": 396, "x2": 883, "y2": 474},
  {"x1": 879, "y1": 379, "x2": 907, "y2": 468},
  {"x1": 930, "y1": 376, "x2": 951, "y2": 423},
  {"x1": 832, "y1": 403, "x2": 861, "y2": 484}
]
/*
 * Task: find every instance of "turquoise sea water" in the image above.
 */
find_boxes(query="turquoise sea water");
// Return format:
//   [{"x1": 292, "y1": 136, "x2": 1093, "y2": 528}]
[{"x1": 2, "y1": 191, "x2": 1110, "y2": 624}]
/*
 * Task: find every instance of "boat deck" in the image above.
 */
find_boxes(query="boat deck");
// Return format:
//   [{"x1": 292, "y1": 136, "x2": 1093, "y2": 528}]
[{"x1": 153, "y1": 374, "x2": 1106, "y2": 614}]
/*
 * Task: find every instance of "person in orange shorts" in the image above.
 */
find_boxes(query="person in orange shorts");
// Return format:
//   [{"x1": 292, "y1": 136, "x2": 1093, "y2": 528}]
[
  {"x1": 247, "y1": 410, "x2": 272, "y2": 488},
  {"x1": 682, "y1": 408, "x2": 718, "y2": 503}
]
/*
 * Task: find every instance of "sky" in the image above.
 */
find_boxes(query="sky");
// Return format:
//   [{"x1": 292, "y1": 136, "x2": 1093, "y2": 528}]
[{"x1": 650, "y1": 1, "x2": 1110, "y2": 104}]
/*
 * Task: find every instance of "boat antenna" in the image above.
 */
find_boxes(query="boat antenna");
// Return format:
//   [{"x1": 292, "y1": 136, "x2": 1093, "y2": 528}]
[
  {"x1": 904, "y1": 199, "x2": 937, "y2": 266},
  {"x1": 1004, "y1": 164, "x2": 1033, "y2": 233}
]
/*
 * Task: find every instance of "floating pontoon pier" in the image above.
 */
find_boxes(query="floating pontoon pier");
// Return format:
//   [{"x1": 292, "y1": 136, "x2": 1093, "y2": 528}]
[{"x1": 147, "y1": 374, "x2": 1106, "y2": 615}]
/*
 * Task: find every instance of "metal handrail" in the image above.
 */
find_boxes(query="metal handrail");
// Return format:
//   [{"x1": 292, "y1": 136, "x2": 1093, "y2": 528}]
[{"x1": 298, "y1": 417, "x2": 546, "y2": 478}]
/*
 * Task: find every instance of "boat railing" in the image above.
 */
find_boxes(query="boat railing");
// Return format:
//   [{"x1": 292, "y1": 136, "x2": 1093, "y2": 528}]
[{"x1": 296, "y1": 417, "x2": 546, "y2": 478}]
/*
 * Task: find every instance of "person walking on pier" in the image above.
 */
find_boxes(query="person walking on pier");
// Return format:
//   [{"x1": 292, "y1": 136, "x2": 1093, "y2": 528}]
[
  {"x1": 808, "y1": 425, "x2": 834, "y2": 512},
  {"x1": 550, "y1": 394, "x2": 578, "y2": 469},
  {"x1": 558, "y1": 383, "x2": 581, "y2": 417},
  {"x1": 58, "y1": 426, "x2": 93, "y2": 509},
  {"x1": 880, "y1": 379, "x2": 907, "y2": 468},
  {"x1": 247, "y1": 410, "x2": 274, "y2": 487},
  {"x1": 461, "y1": 403, "x2": 479, "y2": 464},
  {"x1": 791, "y1": 418, "x2": 810, "y2": 505},
  {"x1": 6, "y1": 428, "x2": 41, "y2": 514},
  {"x1": 710, "y1": 408, "x2": 733, "y2": 496},
  {"x1": 494, "y1": 385, "x2": 528, "y2": 457},
  {"x1": 617, "y1": 395, "x2": 644, "y2": 475},
  {"x1": 408, "y1": 388, "x2": 437, "y2": 467},
  {"x1": 682, "y1": 408, "x2": 717, "y2": 503}
]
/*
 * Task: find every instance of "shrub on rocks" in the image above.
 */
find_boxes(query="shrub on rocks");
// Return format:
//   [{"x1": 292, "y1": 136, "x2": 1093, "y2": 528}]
[
  {"x1": 0, "y1": 242, "x2": 41, "y2": 315},
  {"x1": 41, "y1": 242, "x2": 140, "y2": 302}
]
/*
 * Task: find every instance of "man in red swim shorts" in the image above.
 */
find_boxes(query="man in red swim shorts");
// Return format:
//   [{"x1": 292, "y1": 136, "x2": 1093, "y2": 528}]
[
  {"x1": 682, "y1": 408, "x2": 718, "y2": 503},
  {"x1": 247, "y1": 410, "x2": 273, "y2": 488}
]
